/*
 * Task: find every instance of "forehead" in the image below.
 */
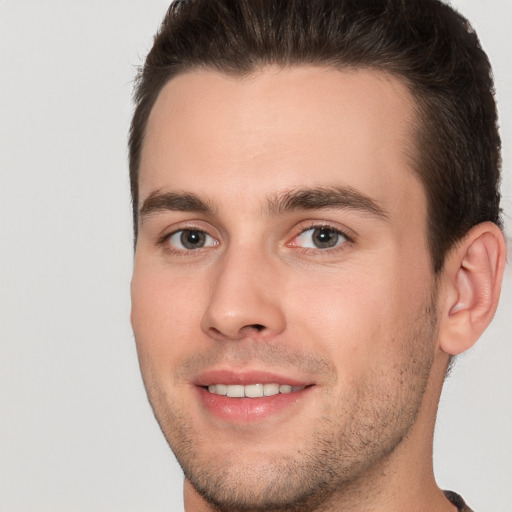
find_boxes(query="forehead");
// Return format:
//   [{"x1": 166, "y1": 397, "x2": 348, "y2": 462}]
[{"x1": 139, "y1": 66, "x2": 424, "y2": 219}]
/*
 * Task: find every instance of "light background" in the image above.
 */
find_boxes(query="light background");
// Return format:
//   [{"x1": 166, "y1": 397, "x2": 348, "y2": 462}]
[{"x1": 0, "y1": 1, "x2": 510, "y2": 511}]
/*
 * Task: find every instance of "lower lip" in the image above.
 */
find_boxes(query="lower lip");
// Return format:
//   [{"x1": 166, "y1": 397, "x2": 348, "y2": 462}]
[{"x1": 196, "y1": 386, "x2": 312, "y2": 423}]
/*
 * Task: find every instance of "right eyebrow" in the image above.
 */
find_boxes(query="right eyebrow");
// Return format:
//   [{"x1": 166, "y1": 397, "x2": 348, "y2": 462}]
[{"x1": 139, "y1": 191, "x2": 214, "y2": 222}]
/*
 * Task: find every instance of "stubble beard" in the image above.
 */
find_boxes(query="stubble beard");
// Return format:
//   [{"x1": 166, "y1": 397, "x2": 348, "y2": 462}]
[{"x1": 142, "y1": 297, "x2": 438, "y2": 512}]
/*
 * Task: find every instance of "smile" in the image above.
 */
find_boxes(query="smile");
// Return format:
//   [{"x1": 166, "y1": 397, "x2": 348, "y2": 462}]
[
  {"x1": 207, "y1": 383, "x2": 306, "y2": 398},
  {"x1": 195, "y1": 371, "x2": 315, "y2": 423}
]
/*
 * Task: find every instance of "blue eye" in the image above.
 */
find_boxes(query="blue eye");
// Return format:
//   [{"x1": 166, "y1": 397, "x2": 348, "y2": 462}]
[
  {"x1": 167, "y1": 229, "x2": 217, "y2": 250},
  {"x1": 295, "y1": 227, "x2": 347, "y2": 249}
]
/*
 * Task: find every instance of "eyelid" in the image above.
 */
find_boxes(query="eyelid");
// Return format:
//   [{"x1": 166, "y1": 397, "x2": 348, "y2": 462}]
[
  {"x1": 294, "y1": 220, "x2": 354, "y2": 239},
  {"x1": 170, "y1": 229, "x2": 217, "y2": 248},
  {"x1": 158, "y1": 222, "x2": 221, "y2": 254},
  {"x1": 157, "y1": 219, "x2": 217, "y2": 241},
  {"x1": 287, "y1": 221, "x2": 355, "y2": 250}
]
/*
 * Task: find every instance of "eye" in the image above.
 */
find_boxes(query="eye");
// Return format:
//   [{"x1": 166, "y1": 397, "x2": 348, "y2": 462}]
[
  {"x1": 166, "y1": 229, "x2": 218, "y2": 251},
  {"x1": 294, "y1": 226, "x2": 348, "y2": 249}
]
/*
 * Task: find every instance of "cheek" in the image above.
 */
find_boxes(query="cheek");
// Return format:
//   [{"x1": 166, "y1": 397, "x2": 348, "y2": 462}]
[
  {"x1": 283, "y1": 264, "x2": 425, "y2": 376},
  {"x1": 131, "y1": 266, "x2": 205, "y2": 372}
]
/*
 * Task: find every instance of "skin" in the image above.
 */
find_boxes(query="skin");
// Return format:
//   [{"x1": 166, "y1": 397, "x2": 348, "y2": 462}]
[{"x1": 131, "y1": 67, "x2": 462, "y2": 512}]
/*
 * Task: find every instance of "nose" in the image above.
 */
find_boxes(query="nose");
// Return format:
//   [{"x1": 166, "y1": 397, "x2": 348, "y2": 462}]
[{"x1": 200, "y1": 246, "x2": 286, "y2": 341}]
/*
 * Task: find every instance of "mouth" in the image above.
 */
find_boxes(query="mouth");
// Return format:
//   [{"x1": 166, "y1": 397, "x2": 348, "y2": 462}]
[
  {"x1": 194, "y1": 371, "x2": 315, "y2": 424},
  {"x1": 206, "y1": 383, "x2": 307, "y2": 398}
]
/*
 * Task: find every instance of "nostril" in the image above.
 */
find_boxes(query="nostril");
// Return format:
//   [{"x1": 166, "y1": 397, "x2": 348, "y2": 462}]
[{"x1": 206, "y1": 323, "x2": 266, "y2": 340}]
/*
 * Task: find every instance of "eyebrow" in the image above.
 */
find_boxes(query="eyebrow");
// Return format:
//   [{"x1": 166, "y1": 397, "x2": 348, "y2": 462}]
[
  {"x1": 267, "y1": 186, "x2": 388, "y2": 219},
  {"x1": 139, "y1": 190, "x2": 214, "y2": 221},
  {"x1": 138, "y1": 185, "x2": 388, "y2": 222}
]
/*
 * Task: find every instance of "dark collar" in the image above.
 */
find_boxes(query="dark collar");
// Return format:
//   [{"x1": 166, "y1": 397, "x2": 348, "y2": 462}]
[{"x1": 444, "y1": 490, "x2": 474, "y2": 512}]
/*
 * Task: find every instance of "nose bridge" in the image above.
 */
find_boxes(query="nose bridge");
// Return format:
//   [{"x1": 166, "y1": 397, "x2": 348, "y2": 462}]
[{"x1": 201, "y1": 242, "x2": 286, "y2": 340}]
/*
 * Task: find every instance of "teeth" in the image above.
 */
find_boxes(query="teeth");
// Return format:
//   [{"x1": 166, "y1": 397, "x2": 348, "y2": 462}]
[
  {"x1": 207, "y1": 383, "x2": 305, "y2": 397},
  {"x1": 226, "y1": 385, "x2": 244, "y2": 398},
  {"x1": 245, "y1": 384, "x2": 264, "y2": 398},
  {"x1": 264, "y1": 383, "x2": 279, "y2": 396}
]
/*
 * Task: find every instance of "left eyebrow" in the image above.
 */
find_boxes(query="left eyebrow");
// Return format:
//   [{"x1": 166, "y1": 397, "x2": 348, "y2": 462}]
[{"x1": 266, "y1": 186, "x2": 389, "y2": 220}]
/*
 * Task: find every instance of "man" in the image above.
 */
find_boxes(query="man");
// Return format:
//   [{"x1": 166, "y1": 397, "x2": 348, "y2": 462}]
[{"x1": 129, "y1": 1, "x2": 506, "y2": 510}]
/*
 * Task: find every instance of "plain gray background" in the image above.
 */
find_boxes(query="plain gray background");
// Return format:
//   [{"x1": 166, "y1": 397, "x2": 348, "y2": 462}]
[{"x1": 0, "y1": 1, "x2": 510, "y2": 511}]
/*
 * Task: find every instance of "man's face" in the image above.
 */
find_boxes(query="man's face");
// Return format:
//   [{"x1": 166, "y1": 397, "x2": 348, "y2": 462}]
[{"x1": 131, "y1": 67, "x2": 441, "y2": 510}]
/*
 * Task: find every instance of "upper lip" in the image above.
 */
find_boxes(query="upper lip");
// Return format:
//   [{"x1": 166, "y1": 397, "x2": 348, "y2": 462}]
[{"x1": 194, "y1": 369, "x2": 313, "y2": 387}]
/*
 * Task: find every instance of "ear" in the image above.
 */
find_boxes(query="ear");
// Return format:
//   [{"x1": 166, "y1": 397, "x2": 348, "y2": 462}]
[{"x1": 437, "y1": 222, "x2": 506, "y2": 356}]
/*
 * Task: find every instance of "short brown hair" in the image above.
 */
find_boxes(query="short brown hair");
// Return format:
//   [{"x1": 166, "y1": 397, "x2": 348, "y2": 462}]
[{"x1": 129, "y1": 0, "x2": 502, "y2": 272}]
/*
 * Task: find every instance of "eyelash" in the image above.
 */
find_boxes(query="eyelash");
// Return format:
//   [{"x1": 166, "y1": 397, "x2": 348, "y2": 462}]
[
  {"x1": 158, "y1": 222, "x2": 354, "y2": 256},
  {"x1": 288, "y1": 223, "x2": 353, "y2": 252},
  {"x1": 158, "y1": 226, "x2": 218, "y2": 256}
]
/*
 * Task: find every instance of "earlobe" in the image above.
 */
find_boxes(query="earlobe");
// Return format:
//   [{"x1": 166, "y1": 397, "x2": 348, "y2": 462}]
[{"x1": 438, "y1": 222, "x2": 506, "y2": 356}]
